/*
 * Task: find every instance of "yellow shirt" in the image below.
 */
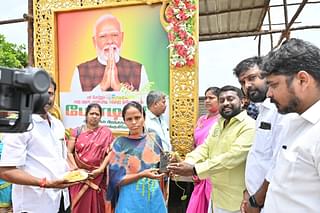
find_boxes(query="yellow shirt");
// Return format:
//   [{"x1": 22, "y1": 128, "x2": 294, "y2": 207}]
[{"x1": 185, "y1": 110, "x2": 255, "y2": 211}]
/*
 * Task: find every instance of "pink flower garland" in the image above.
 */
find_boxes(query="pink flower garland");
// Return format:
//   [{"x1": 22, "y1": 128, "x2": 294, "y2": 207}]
[{"x1": 166, "y1": 0, "x2": 196, "y2": 67}]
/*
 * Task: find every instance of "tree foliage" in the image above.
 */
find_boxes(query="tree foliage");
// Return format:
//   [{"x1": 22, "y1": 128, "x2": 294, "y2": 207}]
[{"x1": 0, "y1": 34, "x2": 28, "y2": 68}]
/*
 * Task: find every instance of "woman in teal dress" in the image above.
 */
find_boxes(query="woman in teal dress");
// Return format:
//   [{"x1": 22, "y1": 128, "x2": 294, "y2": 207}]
[{"x1": 106, "y1": 101, "x2": 167, "y2": 213}]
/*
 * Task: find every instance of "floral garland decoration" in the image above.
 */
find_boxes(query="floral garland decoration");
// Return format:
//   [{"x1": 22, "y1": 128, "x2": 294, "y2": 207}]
[{"x1": 165, "y1": 0, "x2": 196, "y2": 67}]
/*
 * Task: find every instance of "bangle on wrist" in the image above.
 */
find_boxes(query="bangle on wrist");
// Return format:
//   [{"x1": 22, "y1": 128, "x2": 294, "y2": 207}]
[{"x1": 39, "y1": 177, "x2": 47, "y2": 188}]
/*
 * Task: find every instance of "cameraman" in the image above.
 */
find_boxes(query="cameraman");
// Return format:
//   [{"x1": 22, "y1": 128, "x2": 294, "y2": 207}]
[{"x1": 0, "y1": 77, "x2": 72, "y2": 213}]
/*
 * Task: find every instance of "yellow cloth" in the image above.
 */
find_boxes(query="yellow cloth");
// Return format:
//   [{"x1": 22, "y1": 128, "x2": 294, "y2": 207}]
[{"x1": 185, "y1": 110, "x2": 255, "y2": 211}]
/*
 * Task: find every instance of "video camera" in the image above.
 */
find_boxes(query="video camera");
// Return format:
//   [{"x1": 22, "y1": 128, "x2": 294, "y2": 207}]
[{"x1": 0, "y1": 67, "x2": 50, "y2": 133}]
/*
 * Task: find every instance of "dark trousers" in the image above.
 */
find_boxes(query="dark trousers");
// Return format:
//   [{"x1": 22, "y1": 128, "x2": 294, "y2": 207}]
[
  {"x1": 168, "y1": 180, "x2": 194, "y2": 213},
  {"x1": 58, "y1": 193, "x2": 71, "y2": 213}
]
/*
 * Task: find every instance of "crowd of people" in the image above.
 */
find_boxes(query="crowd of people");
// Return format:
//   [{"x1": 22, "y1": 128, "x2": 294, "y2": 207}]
[{"x1": 1, "y1": 38, "x2": 320, "y2": 213}]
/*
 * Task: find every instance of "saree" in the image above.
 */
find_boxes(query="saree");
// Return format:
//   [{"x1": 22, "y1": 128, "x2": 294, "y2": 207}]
[
  {"x1": 187, "y1": 114, "x2": 219, "y2": 213},
  {"x1": 69, "y1": 125, "x2": 114, "y2": 213},
  {"x1": 106, "y1": 133, "x2": 167, "y2": 213}
]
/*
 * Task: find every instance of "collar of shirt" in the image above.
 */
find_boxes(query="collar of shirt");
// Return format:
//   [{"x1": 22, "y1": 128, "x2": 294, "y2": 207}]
[
  {"x1": 256, "y1": 97, "x2": 274, "y2": 111},
  {"x1": 219, "y1": 110, "x2": 250, "y2": 127},
  {"x1": 300, "y1": 99, "x2": 320, "y2": 124},
  {"x1": 32, "y1": 113, "x2": 54, "y2": 123},
  {"x1": 146, "y1": 110, "x2": 163, "y2": 121}
]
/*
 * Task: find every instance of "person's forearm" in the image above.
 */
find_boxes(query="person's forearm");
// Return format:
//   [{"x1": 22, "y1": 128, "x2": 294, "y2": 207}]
[
  {"x1": 0, "y1": 167, "x2": 42, "y2": 187},
  {"x1": 98, "y1": 151, "x2": 112, "y2": 172},
  {"x1": 67, "y1": 153, "x2": 78, "y2": 169},
  {"x1": 119, "y1": 173, "x2": 143, "y2": 186},
  {"x1": 254, "y1": 179, "x2": 269, "y2": 206}
]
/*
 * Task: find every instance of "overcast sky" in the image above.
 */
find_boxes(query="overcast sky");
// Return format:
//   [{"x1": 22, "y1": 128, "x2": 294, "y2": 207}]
[{"x1": 1, "y1": 0, "x2": 320, "y2": 94}]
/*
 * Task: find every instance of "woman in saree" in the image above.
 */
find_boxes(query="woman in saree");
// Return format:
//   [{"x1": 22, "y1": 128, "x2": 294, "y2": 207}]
[
  {"x1": 187, "y1": 87, "x2": 220, "y2": 213},
  {"x1": 67, "y1": 103, "x2": 114, "y2": 213},
  {"x1": 106, "y1": 101, "x2": 167, "y2": 213}
]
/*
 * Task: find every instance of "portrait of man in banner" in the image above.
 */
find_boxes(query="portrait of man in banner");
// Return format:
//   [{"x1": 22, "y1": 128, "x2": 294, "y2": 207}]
[
  {"x1": 71, "y1": 14, "x2": 149, "y2": 92},
  {"x1": 56, "y1": 5, "x2": 169, "y2": 130}
]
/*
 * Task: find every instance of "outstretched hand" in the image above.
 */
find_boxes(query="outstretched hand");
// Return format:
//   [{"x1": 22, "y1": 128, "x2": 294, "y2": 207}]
[
  {"x1": 88, "y1": 168, "x2": 103, "y2": 180},
  {"x1": 140, "y1": 168, "x2": 165, "y2": 179},
  {"x1": 45, "y1": 178, "x2": 78, "y2": 189},
  {"x1": 167, "y1": 161, "x2": 194, "y2": 177}
]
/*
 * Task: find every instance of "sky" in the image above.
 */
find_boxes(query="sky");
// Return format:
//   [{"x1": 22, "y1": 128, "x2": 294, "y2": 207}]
[{"x1": 1, "y1": 0, "x2": 320, "y2": 94}]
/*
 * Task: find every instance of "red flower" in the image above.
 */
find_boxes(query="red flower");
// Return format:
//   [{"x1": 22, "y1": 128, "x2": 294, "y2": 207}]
[
  {"x1": 184, "y1": 37, "x2": 194, "y2": 46},
  {"x1": 173, "y1": 25, "x2": 180, "y2": 33},
  {"x1": 186, "y1": 58, "x2": 195, "y2": 66},
  {"x1": 166, "y1": 7, "x2": 174, "y2": 18},
  {"x1": 185, "y1": 1, "x2": 196, "y2": 10},
  {"x1": 168, "y1": 32, "x2": 175, "y2": 42},
  {"x1": 167, "y1": 0, "x2": 196, "y2": 68},
  {"x1": 176, "y1": 62, "x2": 183, "y2": 68},
  {"x1": 173, "y1": 0, "x2": 180, "y2": 6},
  {"x1": 176, "y1": 45, "x2": 187, "y2": 57},
  {"x1": 178, "y1": 10, "x2": 188, "y2": 20},
  {"x1": 178, "y1": 30, "x2": 187, "y2": 40}
]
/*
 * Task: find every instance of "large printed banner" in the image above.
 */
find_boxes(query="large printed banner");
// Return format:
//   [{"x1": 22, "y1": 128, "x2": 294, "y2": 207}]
[
  {"x1": 60, "y1": 92, "x2": 148, "y2": 131},
  {"x1": 56, "y1": 4, "x2": 169, "y2": 131}
]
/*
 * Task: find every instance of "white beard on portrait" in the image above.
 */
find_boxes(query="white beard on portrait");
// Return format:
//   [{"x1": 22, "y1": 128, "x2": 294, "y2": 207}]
[{"x1": 96, "y1": 44, "x2": 121, "y2": 65}]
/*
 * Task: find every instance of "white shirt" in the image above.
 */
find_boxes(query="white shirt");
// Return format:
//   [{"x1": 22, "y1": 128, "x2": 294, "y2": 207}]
[
  {"x1": 145, "y1": 110, "x2": 171, "y2": 152},
  {"x1": 264, "y1": 100, "x2": 320, "y2": 213},
  {"x1": 70, "y1": 56, "x2": 149, "y2": 92},
  {"x1": 245, "y1": 98, "x2": 290, "y2": 196},
  {"x1": 0, "y1": 114, "x2": 70, "y2": 213}
]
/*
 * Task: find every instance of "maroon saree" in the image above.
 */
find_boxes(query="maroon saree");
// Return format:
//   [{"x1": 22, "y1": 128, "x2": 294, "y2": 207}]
[{"x1": 69, "y1": 125, "x2": 114, "y2": 213}]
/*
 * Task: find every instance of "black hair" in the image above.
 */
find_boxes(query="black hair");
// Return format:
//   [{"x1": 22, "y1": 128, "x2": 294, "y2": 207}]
[
  {"x1": 205, "y1": 87, "x2": 220, "y2": 96},
  {"x1": 50, "y1": 76, "x2": 57, "y2": 92},
  {"x1": 262, "y1": 38, "x2": 320, "y2": 86},
  {"x1": 233, "y1": 56, "x2": 263, "y2": 78},
  {"x1": 218, "y1": 85, "x2": 244, "y2": 99},
  {"x1": 85, "y1": 103, "x2": 102, "y2": 117},
  {"x1": 122, "y1": 101, "x2": 145, "y2": 120}
]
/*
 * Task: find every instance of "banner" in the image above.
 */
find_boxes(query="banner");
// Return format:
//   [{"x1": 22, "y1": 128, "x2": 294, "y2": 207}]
[{"x1": 56, "y1": 4, "x2": 169, "y2": 131}]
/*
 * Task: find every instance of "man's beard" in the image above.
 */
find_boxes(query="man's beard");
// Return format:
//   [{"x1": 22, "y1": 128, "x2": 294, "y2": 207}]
[
  {"x1": 43, "y1": 101, "x2": 53, "y2": 114},
  {"x1": 247, "y1": 86, "x2": 267, "y2": 103},
  {"x1": 271, "y1": 96, "x2": 300, "y2": 114},
  {"x1": 219, "y1": 106, "x2": 242, "y2": 120},
  {"x1": 97, "y1": 44, "x2": 121, "y2": 64}
]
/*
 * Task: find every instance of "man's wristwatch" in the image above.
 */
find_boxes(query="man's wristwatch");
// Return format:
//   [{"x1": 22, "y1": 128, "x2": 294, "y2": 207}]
[
  {"x1": 192, "y1": 166, "x2": 198, "y2": 176},
  {"x1": 249, "y1": 195, "x2": 264, "y2": 208}
]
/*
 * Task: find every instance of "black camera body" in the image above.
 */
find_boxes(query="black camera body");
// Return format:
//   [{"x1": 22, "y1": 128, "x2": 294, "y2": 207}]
[{"x1": 0, "y1": 67, "x2": 50, "y2": 133}]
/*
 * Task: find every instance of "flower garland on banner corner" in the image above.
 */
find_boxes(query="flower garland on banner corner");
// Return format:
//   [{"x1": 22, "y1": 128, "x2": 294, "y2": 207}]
[{"x1": 166, "y1": 0, "x2": 196, "y2": 68}]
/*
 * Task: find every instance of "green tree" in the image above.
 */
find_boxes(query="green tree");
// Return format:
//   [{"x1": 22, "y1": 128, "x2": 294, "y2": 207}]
[{"x1": 0, "y1": 34, "x2": 28, "y2": 68}]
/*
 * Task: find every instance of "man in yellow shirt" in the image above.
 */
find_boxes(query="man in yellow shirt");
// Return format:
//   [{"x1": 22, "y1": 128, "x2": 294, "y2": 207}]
[{"x1": 168, "y1": 85, "x2": 255, "y2": 213}]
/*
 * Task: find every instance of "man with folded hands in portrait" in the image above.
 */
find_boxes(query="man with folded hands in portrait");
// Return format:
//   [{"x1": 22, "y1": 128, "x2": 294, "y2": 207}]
[{"x1": 71, "y1": 14, "x2": 149, "y2": 92}]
